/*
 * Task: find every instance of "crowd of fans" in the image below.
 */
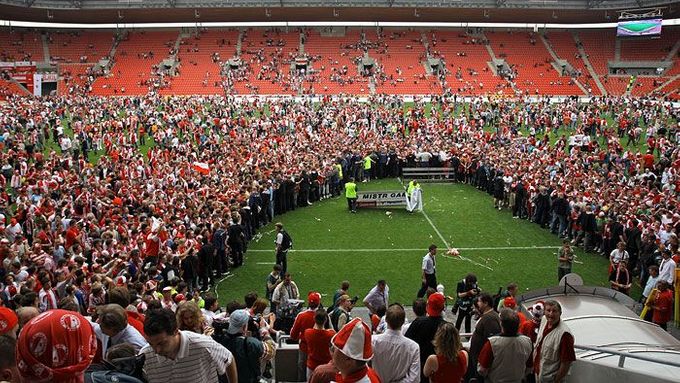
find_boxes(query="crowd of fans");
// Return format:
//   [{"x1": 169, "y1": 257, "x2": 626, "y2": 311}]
[{"x1": 0, "y1": 92, "x2": 676, "y2": 382}]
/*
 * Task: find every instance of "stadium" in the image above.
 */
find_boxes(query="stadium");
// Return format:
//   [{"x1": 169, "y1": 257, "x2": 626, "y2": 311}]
[{"x1": 0, "y1": 0, "x2": 680, "y2": 382}]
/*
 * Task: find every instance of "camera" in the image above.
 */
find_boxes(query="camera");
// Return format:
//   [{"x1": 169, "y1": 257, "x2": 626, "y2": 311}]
[{"x1": 350, "y1": 296, "x2": 359, "y2": 305}]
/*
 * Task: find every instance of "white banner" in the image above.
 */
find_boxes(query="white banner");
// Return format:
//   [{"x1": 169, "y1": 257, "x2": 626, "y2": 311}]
[
  {"x1": 356, "y1": 190, "x2": 407, "y2": 208},
  {"x1": 33, "y1": 73, "x2": 42, "y2": 96}
]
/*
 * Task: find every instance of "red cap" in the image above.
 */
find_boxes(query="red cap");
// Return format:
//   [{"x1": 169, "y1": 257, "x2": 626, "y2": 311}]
[
  {"x1": 426, "y1": 293, "x2": 446, "y2": 317},
  {"x1": 503, "y1": 297, "x2": 517, "y2": 309},
  {"x1": 174, "y1": 294, "x2": 185, "y2": 304},
  {"x1": 307, "y1": 292, "x2": 321, "y2": 305},
  {"x1": 0, "y1": 307, "x2": 17, "y2": 335}
]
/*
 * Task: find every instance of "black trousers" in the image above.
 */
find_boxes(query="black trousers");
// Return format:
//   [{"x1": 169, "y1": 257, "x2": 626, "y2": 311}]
[
  {"x1": 347, "y1": 197, "x2": 357, "y2": 212},
  {"x1": 276, "y1": 250, "x2": 288, "y2": 275},
  {"x1": 417, "y1": 273, "x2": 437, "y2": 298}
]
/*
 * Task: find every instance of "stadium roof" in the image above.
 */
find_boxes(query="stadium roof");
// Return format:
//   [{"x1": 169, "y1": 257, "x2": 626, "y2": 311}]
[{"x1": 0, "y1": 0, "x2": 679, "y2": 24}]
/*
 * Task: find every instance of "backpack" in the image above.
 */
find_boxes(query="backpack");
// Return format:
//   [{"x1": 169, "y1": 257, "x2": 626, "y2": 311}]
[
  {"x1": 88, "y1": 371, "x2": 144, "y2": 383},
  {"x1": 492, "y1": 287, "x2": 505, "y2": 312},
  {"x1": 330, "y1": 307, "x2": 348, "y2": 331},
  {"x1": 85, "y1": 354, "x2": 145, "y2": 383},
  {"x1": 279, "y1": 230, "x2": 292, "y2": 251}
]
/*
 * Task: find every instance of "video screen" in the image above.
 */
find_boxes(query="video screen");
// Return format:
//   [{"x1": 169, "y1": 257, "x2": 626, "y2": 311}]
[{"x1": 617, "y1": 18, "x2": 662, "y2": 37}]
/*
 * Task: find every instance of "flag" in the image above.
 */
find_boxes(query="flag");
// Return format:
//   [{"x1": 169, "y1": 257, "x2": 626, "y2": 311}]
[{"x1": 192, "y1": 162, "x2": 210, "y2": 175}]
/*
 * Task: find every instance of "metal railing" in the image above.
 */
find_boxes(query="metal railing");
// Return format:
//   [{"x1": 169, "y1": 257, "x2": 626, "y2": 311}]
[{"x1": 575, "y1": 344, "x2": 680, "y2": 369}]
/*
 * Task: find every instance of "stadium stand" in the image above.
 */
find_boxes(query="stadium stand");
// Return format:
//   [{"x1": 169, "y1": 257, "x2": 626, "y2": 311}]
[
  {"x1": 0, "y1": 29, "x2": 43, "y2": 62},
  {"x1": 487, "y1": 30, "x2": 582, "y2": 95},
  {"x1": 366, "y1": 29, "x2": 439, "y2": 95},
  {"x1": 233, "y1": 28, "x2": 300, "y2": 95},
  {"x1": 91, "y1": 30, "x2": 179, "y2": 96},
  {"x1": 0, "y1": 27, "x2": 676, "y2": 97},
  {"x1": 47, "y1": 30, "x2": 114, "y2": 64},
  {"x1": 543, "y1": 31, "x2": 601, "y2": 95},
  {"x1": 0, "y1": 77, "x2": 30, "y2": 100},
  {"x1": 427, "y1": 30, "x2": 508, "y2": 95},
  {"x1": 160, "y1": 29, "x2": 240, "y2": 96},
  {"x1": 1, "y1": 0, "x2": 680, "y2": 378},
  {"x1": 303, "y1": 29, "x2": 371, "y2": 95}
]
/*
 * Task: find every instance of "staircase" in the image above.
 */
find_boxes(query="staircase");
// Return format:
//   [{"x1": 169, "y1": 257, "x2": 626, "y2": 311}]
[
  {"x1": 653, "y1": 73, "x2": 680, "y2": 93},
  {"x1": 540, "y1": 34, "x2": 588, "y2": 96},
  {"x1": 480, "y1": 32, "x2": 519, "y2": 95},
  {"x1": 540, "y1": 34, "x2": 560, "y2": 63},
  {"x1": 108, "y1": 32, "x2": 122, "y2": 60},
  {"x1": 574, "y1": 32, "x2": 607, "y2": 95},
  {"x1": 172, "y1": 32, "x2": 186, "y2": 59},
  {"x1": 299, "y1": 31, "x2": 305, "y2": 55},
  {"x1": 236, "y1": 30, "x2": 243, "y2": 57},
  {"x1": 41, "y1": 33, "x2": 50, "y2": 63},
  {"x1": 615, "y1": 38, "x2": 621, "y2": 61}
]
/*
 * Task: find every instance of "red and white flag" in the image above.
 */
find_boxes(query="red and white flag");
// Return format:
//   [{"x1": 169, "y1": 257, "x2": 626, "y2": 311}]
[{"x1": 191, "y1": 162, "x2": 210, "y2": 175}]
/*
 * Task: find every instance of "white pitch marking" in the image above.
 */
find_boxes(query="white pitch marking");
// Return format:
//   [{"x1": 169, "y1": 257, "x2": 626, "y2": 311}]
[{"x1": 246, "y1": 246, "x2": 558, "y2": 253}]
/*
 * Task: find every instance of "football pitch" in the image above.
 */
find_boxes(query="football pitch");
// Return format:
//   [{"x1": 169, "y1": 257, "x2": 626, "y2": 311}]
[{"x1": 216, "y1": 179, "x2": 612, "y2": 306}]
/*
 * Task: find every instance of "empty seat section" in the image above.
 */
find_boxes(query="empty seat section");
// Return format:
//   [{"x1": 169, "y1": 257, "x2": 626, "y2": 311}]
[
  {"x1": 545, "y1": 31, "x2": 600, "y2": 95},
  {"x1": 620, "y1": 29, "x2": 680, "y2": 61},
  {"x1": 0, "y1": 78, "x2": 30, "y2": 100},
  {"x1": 427, "y1": 30, "x2": 506, "y2": 96},
  {"x1": 91, "y1": 31, "x2": 178, "y2": 96},
  {"x1": 630, "y1": 77, "x2": 666, "y2": 97},
  {"x1": 48, "y1": 31, "x2": 114, "y2": 64},
  {"x1": 578, "y1": 30, "x2": 616, "y2": 77},
  {"x1": 161, "y1": 29, "x2": 239, "y2": 96},
  {"x1": 0, "y1": 29, "x2": 44, "y2": 62},
  {"x1": 487, "y1": 31, "x2": 581, "y2": 95},
  {"x1": 600, "y1": 75, "x2": 629, "y2": 96}
]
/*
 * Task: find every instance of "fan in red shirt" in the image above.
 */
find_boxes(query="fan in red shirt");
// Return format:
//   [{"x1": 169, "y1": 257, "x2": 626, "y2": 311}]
[
  {"x1": 290, "y1": 292, "x2": 322, "y2": 377},
  {"x1": 302, "y1": 308, "x2": 336, "y2": 379},
  {"x1": 642, "y1": 150, "x2": 655, "y2": 170},
  {"x1": 64, "y1": 220, "x2": 81, "y2": 250},
  {"x1": 519, "y1": 301, "x2": 545, "y2": 344},
  {"x1": 648, "y1": 280, "x2": 674, "y2": 331}
]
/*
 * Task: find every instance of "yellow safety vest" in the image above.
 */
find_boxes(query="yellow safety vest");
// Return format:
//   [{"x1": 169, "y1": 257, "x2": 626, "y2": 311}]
[
  {"x1": 363, "y1": 156, "x2": 372, "y2": 170},
  {"x1": 407, "y1": 181, "x2": 415, "y2": 196},
  {"x1": 345, "y1": 182, "x2": 357, "y2": 198},
  {"x1": 335, "y1": 163, "x2": 343, "y2": 179}
]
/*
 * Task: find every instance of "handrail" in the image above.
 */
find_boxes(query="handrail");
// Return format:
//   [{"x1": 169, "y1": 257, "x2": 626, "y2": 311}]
[
  {"x1": 563, "y1": 314, "x2": 660, "y2": 326},
  {"x1": 575, "y1": 344, "x2": 680, "y2": 369}
]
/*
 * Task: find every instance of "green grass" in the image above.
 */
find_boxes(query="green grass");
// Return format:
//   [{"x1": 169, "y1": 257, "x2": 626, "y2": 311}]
[{"x1": 216, "y1": 179, "x2": 612, "y2": 306}]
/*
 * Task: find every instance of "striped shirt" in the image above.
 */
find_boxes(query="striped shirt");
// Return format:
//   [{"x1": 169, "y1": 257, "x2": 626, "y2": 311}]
[{"x1": 141, "y1": 330, "x2": 233, "y2": 383}]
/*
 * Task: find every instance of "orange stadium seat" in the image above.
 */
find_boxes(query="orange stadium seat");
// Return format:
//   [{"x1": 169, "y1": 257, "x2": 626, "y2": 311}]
[
  {"x1": 91, "y1": 31, "x2": 179, "y2": 96},
  {"x1": 487, "y1": 31, "x2": 582, "y2": 96}
]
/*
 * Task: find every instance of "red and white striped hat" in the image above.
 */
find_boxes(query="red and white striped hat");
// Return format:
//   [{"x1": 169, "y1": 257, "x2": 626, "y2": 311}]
[{"x1": 331, "y1": 318, "x2": 373, "y2": 361}]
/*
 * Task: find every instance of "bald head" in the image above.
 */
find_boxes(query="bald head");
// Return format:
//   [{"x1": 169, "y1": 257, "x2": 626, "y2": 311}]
[{"x1": 16, "y1": 306, "x2": 39, "y2": 328}]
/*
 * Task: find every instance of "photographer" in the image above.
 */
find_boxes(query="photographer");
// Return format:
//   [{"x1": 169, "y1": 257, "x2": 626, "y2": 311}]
[
  {"x1": 330, "y1": 294, "x2": 356, "y2": 331},
  {"x1": 217, "y1": 309, "x2": 272, "y2": 383},
  {"x1": 454, "y1": 273, "x2": 480, "y2": 333},
  {"x1": 271, "y1": 273, "x2": 300, "y2": 332}
]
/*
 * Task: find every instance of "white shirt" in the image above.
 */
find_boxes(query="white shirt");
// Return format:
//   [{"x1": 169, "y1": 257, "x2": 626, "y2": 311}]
[
  {"x1": 371, "y1": 329, "x2": 420, "y2": 383},
  {"x1": 422, "y1": 253, "x2": 435, "y2": 275},
  {"x1": 658, "y1": 258, "x2": 676, "y2": 285},
  {"x1": 141, "y1": 330, "x2": 233, "y2": 383},
  {"x1": 92, "y1": 322, "x2": 148, "y2": 357},
  {"x1": 642, "y1": 275, "x2": 659, "y2": 298},
  {"x1": 609, "y1": 249, "x2": 629, "y2": 265},
  {"x1": 363, "y1": 285, "x2": 389, "y2": 311}
]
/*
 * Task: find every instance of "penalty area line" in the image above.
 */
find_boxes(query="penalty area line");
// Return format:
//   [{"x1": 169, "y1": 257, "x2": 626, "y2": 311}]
[{"x1": 246, "y1": 246, "x2": 559, "y2": 253}]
